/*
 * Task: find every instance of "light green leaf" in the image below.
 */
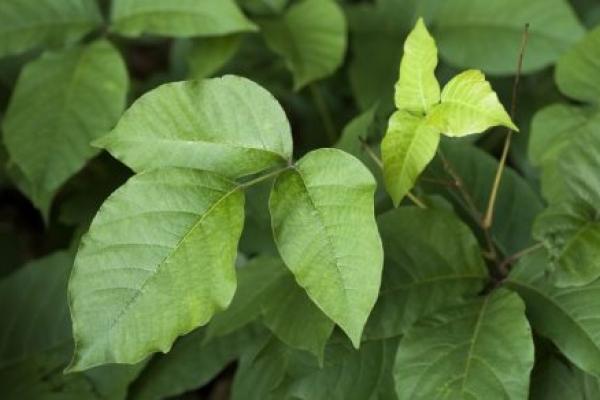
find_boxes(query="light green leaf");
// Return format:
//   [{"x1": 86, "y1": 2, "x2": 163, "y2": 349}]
[
  {"x1": 431, "y1": 0, "x2": 585, "y2": 75},
  {"x1": 96, "y1": 75, "x2": 293, "y2": 178},
  {"x1": 555, "y1": 26, "x2": 600, "y2": 104},
  {"x1": 506, "y1": 251, "x2": 600, "y2": 377},
  {"x1": 269, "y1": 148, "x2": 383, "y2": 347},
  {"x1": 129, "y1": 325, "x2": 262, "y2": 400},
  {"x1": 110, "y1": 0, "x2": 256, "y2": 38},
  {"x1": 529, "y1": 103, "x2": 600, "y2": 166},
  {"x1": 0, "y1": 0, "x2": 102, "y2": 58},
  {"x1": 260, "y1": 0, "x2": 347, "y2": 89},
  {"x1": 2, "y1": 40, "x2": 128, "y2": 213},
  {"x1": 394, "y1": 18, "x2": 440, "y2": 114},
  {"x1": 427, "y1": 70, "x2": 517, "y2": 137},
  {"x1": 381, "y1": 110, "x2": 439, "y2": 205},
  {"x1": 68, "y1": 168, "x2": 245, "y2": 371},
  {"x1": 186, "y1": 35, "x2": 241, "y2": 79},
  {"x1": 534, "y1": 202, "x2": 600, "y2": 287},
  {"x1": 364, "y1": 207, "x2": 488, "y2": 340},
  {"x1": 530, "y1": 355, "x2": 600, "y2": 400},
  {"x1": 394, "y1": 290, "x2": 534, "y2": 400}
]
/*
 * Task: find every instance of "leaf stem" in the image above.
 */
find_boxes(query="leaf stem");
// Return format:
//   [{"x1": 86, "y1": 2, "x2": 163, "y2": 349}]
[
  {"x1": 240, "y1": 166, "x2": 291, "y2": 188},
  {"x1": 498, "y1": 242, "x2": 543, "y2": 276},
  {"x1": 310, "y1": 84, "x2": 337, "y2": 145},
  {"x1": 359, "y1": 137, "x2": 426, "y2": 208},
  {"x1": 482, "y1": 24, "x2": 529, "y2": 229}
]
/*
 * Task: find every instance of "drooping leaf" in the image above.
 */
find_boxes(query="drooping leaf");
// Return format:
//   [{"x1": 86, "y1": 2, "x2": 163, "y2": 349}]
[
  {"x1": 394, "y1": 18, "x2": 440, "y2": 114},
  {"x1": 394, "y1": 290, "x2": 534, "y2": 399},
  {"x1": 110, "y1": 0, "x2": 256, "y2": 38},
  {"x1": 431, "y1": 0, "x2": 585, "y2": 75},
  {"x1": 381, "y1": 110, "x2": 439, "y2": 205},
  {"x1": 529, "y1": 104, "x2": 600, "y2": 166},
  {"x1": 506, "y1": 251, "x2": 600, "y2": 377},
  {"x1": 96, "y1": 75, "x2": 293, "y2": 178},
  {"x1": 129, "y1": 325, "x2": 263, "y2": 400},
  {"x1": 555, "y1": 26, "x2": 600, "y2": 104},
  {"x1": 186, "y1": 35, "x2": 241, "y2": 79},
  {"x1": 0, "y1": 0, "x2": 102, "y2": 58},
  {"x1": 269, "y1": 148, "x2": 383, "y2": 347},
  {"x1": 2, "y1": 40, "x2": 128, "y2": 215},
  {"x1": 427, "y1": 70, "x2": 517, "y2": 137},
  {"x1": 260, "y1": 0, "x2": 347, "y2": 90},
  {"x1": 364, "y1": 207, "x2": 488, "y2": 340},
  {"x1": 68, "y1": 168, "x2": 245, "y2": 371},
  {"x1": 530, "y1": 355, "x2": 600, "y2": 400}
]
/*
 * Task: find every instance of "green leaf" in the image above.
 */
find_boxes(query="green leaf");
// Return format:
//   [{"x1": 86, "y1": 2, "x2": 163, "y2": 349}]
[
  {"x1": 335, "y1": 105, "x2": 377, "y2": 163},
  {"x1": 427, "y1": 70, "x2": 517, "y2": 137},
  {"x1": 207, "y1": 256, "x2": 333, "y2": 360},
  {"x1": 129, "y1": 325, "x2": 262, "y2": 400},
  {"x1": 423, "y1": 142, "x2": 543, "y2": 255},
  {"x1": 0, "y1": 252, "x2": 73, "y2": 367},
  {"x1": 394, "y1": 290, "x2": 534, "y2": 399},
  {"x1": 381, "y1": 110, "x2": 439, "y2": 205},
  {"x1": 269, "y1": 148, "x2": 383, "y2": 347},
  {"x1": 110, "y1": 0, "x2": 256, "y2": 38},
  {"x1": 431, "y1": 0, "x2": 585, "y2": 75},
  {"x1": 555, "y1": 26, "x2": 600, "y2": 104},
  {"x1": 364, "y1": 207, "x2": 488, "y2": 340},
  {"x1": 239, "y1": 0, "x2": 289, "y2": 15},
  {"x1": 530, "y1": 355, "x2": 600, "y2": 400},
  {"x1": 2, "y1": 40, "x2": 128, "y2": 213},
  {"x1": 68, "y1": 167, "x2": 245, "y2": 371},
  {"x1": 0, "y1": 0, "x2": 102, "y2": 58},
  {"x1": 534, "y1": 202, "x2": 600, "y2": 287},
  {"x1": 529, "y1": 104, "x2": 600, "y2": 166},
  {"x1": 186, "y1": 35, "x2": 241, "y2": 79},
  {"x1": 506, "y1": 251, "x2": 600, "y2": 377},
  {"x1": 96, "y1": 75, "x2": 293, "y2": 178},
  {"x1": 394, "y1": 18, "x2": 440, "y2": 114},
  {"x1": 261, "y1": 269, "x2": 334, "y2": 361},
  {"x1": 260, "y1": 0, "x2": 347, "y2": 90}
]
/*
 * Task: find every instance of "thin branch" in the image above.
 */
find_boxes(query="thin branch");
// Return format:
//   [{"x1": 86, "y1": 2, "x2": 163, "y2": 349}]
[
  {"x1": 241, "y1": 166, "x2": 291, "y2": 188},
  {"x1": 310, "y1": 84, "x2": 337, "y2": 145},
  {"x1": 483, "y1": 24, "x2": 530, "y2": 229},
  {"x1": 437, "y1": 149, "x2": 481, "y2": 221},
  {"x1": 498, "y1": 242, "x2": 543, "y2": 276},
  {"x1": 359, "y1": 137, "x2": 426, "y2": 209}
]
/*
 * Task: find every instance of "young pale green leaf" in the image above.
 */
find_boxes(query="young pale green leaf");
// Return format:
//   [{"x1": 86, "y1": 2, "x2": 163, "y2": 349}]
[
  {"x1": 394, "y1": 290, "x2": 534, "y2": 400},
  {"x1": 364, "y1": 207, "x2": 488, "y2": 340},
  {"x1": 96, "y1": 75, "x2": 293, "y2": 178},
  {"x1": 427, "y1": 70, "x2": 517, "y2": 137},
  {"x1": 432, "y1": 0, "x2": 585, "y2": 75},
  {"x1": 269, "y1": 148, "x2": 383, "y2": 347},
  {"x1": 529, "y1": 104, "x2": 600, "y2": 166},
  {"x1": 260, "y1": 0, "x2": 347, "y2": 90},
  {"x1": 0, "y1": 0, "x2": 102, "y2": 58},
  {"x1": 394, "y1": 18, "x2": 440, "y2": 114},
  {"x1": 68, "y1": 168, "x2": 245, "y2": 371},
  {"x1": 555, "y1": 26, "x2": 600, "y2": 104},
  {"x1": 2, "y1": 40, "x2": 128, "y2": 215},
  {"x1": 110, "y1": 0, "x2": 256, "y2": 38},
  {"x1": 534, "y1": 202, "x2": 600, "y2": 287},
  {"x1": 381, "y1": 110, "x2": 439, "y2": 205},
  {"x1": 507, "y1": 251, "x2": 600, "y2": 377},
  {"x1": 530, "y1": 355, "x2": 600, "y2": 400}
]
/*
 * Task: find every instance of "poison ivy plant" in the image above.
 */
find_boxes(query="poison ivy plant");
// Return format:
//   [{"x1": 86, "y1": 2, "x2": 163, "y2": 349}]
[
  {"x1": 2, "y1": 2, "x2": 600, "y2": 398},
  {"x1": 381, "y1": 18, "x2": 516, "y2": 205}
]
